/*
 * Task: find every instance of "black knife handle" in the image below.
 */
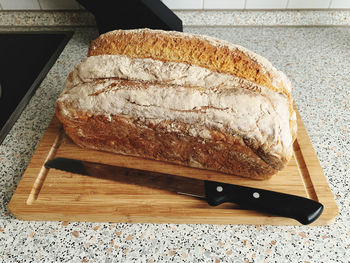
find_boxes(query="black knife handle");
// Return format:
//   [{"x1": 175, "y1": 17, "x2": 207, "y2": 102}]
[{"x1": 204, "y1": 180, "x2": 323, "y2": 225}]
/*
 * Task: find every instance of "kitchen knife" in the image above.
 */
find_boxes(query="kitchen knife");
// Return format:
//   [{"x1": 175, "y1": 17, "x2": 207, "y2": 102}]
[{"x1": 45, "y1": 157, "x2": 323, "y2": 225}]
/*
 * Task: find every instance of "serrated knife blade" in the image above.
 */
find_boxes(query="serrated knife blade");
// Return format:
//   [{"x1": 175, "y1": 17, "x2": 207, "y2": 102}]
[{"x1": 45, "y1": 157, "x2": 323, "y2": 225}]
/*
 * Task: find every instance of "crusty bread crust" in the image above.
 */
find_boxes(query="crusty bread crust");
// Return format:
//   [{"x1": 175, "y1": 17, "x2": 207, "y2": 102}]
[
  {"x1": 56, "y1": 102, "x2": 277, "y2": 180},
  {"x1": 88, "y1": 29, "x2": 297, "y2": 140},
  {"x1": 56, "y1": 29, "x2": 297, "y2": 180},
  {"x1": 88, "y1": 29, "x2": 292, "y2": 105}
]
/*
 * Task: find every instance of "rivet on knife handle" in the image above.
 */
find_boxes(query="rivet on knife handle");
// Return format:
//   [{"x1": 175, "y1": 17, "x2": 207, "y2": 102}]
[{"x1": 204, "y1": 181, "x2": 323, "y2": 225}]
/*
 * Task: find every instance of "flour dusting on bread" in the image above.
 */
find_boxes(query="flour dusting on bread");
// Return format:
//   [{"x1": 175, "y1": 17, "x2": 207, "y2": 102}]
[{"x1": 56, "y1": 28, "x2": 297, "y2": 179}]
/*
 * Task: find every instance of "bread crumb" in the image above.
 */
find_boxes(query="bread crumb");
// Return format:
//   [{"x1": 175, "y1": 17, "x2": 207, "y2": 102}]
[
  {"x1": 147, "y1": 258, "x2": 154, "y2": 263},
  {"x1": 169, "y1": 250, "x2": 175, "y2": 256},
  {"x1": 0, "y1": 228, "x2": 4, "y2": 232},
  {"x1": 270, "y1": 240, "x2": 277, "y2": 245},
  {"x1": 93, "y1": 226, "x2": 100, "y2": 231},
  {"x1": 126, "y1": 235, "x2": 134, "y2": 241},
  {"x1": 226, "y1": 250, "x2": 232, "y2": 255},
  {"x1": 182, "y1": 252, "x2": 188, "y2": 259},
  {"x1": 106, "y1": 248, "x2": 113, "y2": 253},
  {"x1": 123, "y1": 248, "x2": 130, "y2": 255},
  {"x1": 115, "y1": 231, "x2": 122, "y2": 236},
  {"x1": 29, "y1": 232, "x2": 35, "y2": 238},
  {"x1": 215, "y1": 258, "x2": 220, "y2": 263}
]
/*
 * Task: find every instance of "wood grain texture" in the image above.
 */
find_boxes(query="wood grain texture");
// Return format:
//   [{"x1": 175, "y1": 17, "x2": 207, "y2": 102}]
[{"x1": 8, "y1": 110, "x2": 338, "y2": 225}]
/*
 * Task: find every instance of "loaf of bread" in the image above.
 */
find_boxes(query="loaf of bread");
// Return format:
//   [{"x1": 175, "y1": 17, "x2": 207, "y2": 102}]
[{"x1": 56, "y1": 28, "x2": 297, "y2": 180}]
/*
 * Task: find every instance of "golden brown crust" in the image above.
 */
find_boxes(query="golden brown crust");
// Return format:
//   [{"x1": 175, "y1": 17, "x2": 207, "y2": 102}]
[
  {"x1": 57, "y1": 29, "x2": 297, "y2": 180},
  {"x1": 56, "y1": 103, "x2": 277, "y2": 180},
  {"x1": 88, "y1": 29, "x2": 285, "y2": 96},
  {"x1": 88, "y1": 29, "x2": 296, "y2": 137}
]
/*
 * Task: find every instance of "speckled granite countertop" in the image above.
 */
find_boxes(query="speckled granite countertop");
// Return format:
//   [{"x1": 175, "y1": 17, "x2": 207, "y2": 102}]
[{"x1": 0, "y1": 25, "x2": 349, "y2": 262}]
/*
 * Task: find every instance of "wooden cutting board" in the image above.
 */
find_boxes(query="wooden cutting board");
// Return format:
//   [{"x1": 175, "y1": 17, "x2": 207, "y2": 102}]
[{"x1": 8, "y1": 110, "x2": 338, "y2": 225}]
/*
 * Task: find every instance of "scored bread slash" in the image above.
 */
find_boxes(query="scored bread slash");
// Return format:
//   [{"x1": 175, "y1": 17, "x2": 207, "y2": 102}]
[{"x1": 56, "y1": 28, "x2": 297, "y2": 180}]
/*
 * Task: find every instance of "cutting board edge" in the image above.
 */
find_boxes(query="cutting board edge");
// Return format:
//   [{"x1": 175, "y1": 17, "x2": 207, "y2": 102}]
[
  {"x1": 7, "y1": 204, "x2": 336, "y2": 226},
  {"x1": 293, "y1": 111, "x2": 338, "y2": 221},
  {"x1": 8, "y1": 110, "x2": 339, "y2": 225}
]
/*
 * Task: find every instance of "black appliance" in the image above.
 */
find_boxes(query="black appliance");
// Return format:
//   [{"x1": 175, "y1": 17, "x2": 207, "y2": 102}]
[
  {"x1": 76, "y1": 0, "x2": 183, "y2": 34},
  {"x1": 0, "y1": 31, "x2": 73, "y2": 144}
]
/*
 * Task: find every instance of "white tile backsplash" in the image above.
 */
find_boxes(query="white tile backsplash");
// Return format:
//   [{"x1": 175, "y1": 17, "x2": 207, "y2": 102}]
[
  {"x1": 161, "y1": 0, "x2": 203, "y2": 9},
  {"x1": 330, "y1": 0, "x2": 350, "y2": 8},
  {"x1": 287, "y1": 0, "x2": 331, "y2": 9},
  {"x1": 39, "y1": 0, "x2": 80, "y2": 10},
  {"x1": 246, "y1": 0, "x2": 288, "y2": 9},
  {"x1": 0, "y1": 0, "x2": 40, "y2": 10},
  {"x1": 203, "y1": 0, "x2": 245, "y2": 9},
  {"x1": 0, "y1": 0, "x2": 348, "y2": 11}
]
